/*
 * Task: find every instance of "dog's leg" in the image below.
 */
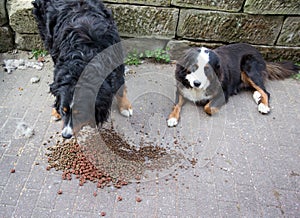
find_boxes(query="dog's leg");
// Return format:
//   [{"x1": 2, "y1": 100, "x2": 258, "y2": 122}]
[
  {"x1": 51, "y1": 108, "x2": 61, "y2": 121},
  {"x1": 204, "y1": 102, "x2": 219, "y2": 115},
  {"x1": 204, "y1": 85, "x2": 225, "y2": 115},
  {"x1": 167, "y1": 91, "x2": 185, "y2": 127},
  {"x1": 241, "y1": 72, "x2": 270, "y2": 114},
  {"x1": 116, "y1": 85, "x2": 133, "y2": 117}
]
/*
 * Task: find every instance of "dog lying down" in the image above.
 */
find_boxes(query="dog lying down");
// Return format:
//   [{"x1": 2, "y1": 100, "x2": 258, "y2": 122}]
[
  {"x1": 168, "y1": 43, "x2": 299, "y2": 127},
  {"x1": 32, "y1": 0, "x2": 132, "y2": 138}
]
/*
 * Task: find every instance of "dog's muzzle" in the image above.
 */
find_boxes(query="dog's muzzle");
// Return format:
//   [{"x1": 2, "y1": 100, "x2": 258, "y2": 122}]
[{"x1": 61, "y1": 125, "x2": 73, "y2": 139}]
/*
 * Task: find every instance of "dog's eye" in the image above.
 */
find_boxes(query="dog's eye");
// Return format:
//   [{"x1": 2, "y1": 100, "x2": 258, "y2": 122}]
[
  {"x1": 61, "y1": 107, "x2": 68, "y2": 115},
  {"x1": 190, "y1": 64, "x2": 199, "y2": 72}
]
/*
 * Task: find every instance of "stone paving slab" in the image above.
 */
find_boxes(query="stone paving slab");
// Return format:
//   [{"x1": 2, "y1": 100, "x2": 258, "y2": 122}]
[{"x1": 0, "y1": 51, "x2": 300, "y2": 217}]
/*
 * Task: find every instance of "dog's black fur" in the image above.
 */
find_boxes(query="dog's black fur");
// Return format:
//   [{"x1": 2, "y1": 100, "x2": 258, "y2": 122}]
[{"x1": 32, "y1": 0, "x2": 127, "y2": 138}]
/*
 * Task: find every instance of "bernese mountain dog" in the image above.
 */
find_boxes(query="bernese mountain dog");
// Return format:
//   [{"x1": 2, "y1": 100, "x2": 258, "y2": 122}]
[
  {"x1": 168, "y1": 43, "x2": 299, "y2": 127},
  {"x1": 32, "y1": 0, "x2": 132, "y2": 138}
]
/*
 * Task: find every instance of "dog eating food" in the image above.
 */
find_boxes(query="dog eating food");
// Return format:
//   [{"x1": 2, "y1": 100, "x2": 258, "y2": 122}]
[{"x1": 32, "y1": 0, "x2": 132, "y2": 138}]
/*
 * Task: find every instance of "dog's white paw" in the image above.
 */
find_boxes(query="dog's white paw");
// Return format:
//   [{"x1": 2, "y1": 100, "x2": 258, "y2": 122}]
[
  {"x1": 258, "y1": 103, "x2": 270, "y2": 114},
  {"x1": 120, "y1": 108, "x2": 133, "y2": 117},
  {"x1": 253, "y1": 91, "x2": 262, "y2": 105},
  {"x1": 167, "y1": 117, "x2": 178, "y2": 127}
]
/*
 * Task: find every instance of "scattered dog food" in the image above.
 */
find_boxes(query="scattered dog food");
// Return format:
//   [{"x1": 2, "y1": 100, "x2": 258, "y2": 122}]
[{"x1": 136, "y1": 197, "x2": 142, "y2": 202}]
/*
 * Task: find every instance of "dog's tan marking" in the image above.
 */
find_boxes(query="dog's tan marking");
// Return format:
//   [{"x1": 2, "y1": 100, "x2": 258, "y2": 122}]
[
  {"x1": 168, "y1": 94, "x2": 185, "y2": 124},
  {"x1": 204, "y1": 102, "x2": 219, "y2": 115},
  {"x1": 241, "y1": 72, "x2": 269, "y2": 106},
  {"x1": 51, "y1": 108, "x2": 61, "y2": 120},
  {"x1": 63, "y1": 107, "x2": 68, "y2": 112},
  {"x1": 116, "y1": 86, "x2": 132, "y2": 117}
]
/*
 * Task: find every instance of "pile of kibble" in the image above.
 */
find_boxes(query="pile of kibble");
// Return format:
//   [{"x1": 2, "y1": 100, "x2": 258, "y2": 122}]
[
  {"x1": 45, "y1": 124, "x2": 177, "y2": 189},
  {"x1": 46, "y1": 132, "x2": 129, "y2": 189}
]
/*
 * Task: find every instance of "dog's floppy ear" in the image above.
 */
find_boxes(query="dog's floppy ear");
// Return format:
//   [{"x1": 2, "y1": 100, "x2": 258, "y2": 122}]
[{"x1": 208, "y1": 51, "x2": 221, "y2": 77}]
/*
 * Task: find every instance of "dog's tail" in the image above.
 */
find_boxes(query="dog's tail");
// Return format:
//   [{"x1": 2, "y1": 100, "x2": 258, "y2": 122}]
[{"x1": 266, "y1": 61, "x2": 300, "y2": 80}]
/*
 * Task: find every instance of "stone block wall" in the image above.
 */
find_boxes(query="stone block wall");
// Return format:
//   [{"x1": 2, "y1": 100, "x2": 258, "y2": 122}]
[{"x1": 1, "y1": 0, "x2": 299, "y2": 62}]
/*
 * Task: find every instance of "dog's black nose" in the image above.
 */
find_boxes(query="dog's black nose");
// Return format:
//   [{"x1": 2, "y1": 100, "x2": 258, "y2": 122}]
[
  {"x1": 62, "y1": 132, "x2": 72, "y2": 139},
  {"x1": 194, "y1": 80, "x2": 201, "y2": 87}
]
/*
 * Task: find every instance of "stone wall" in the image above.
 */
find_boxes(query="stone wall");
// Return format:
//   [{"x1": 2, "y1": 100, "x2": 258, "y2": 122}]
[{"x1": 1, "y1": 0, "x2": 299, "y2": 61}]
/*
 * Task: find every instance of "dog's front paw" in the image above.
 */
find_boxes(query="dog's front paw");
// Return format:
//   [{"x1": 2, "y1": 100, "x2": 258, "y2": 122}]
[
  {"x1": 120, "y1": 108, "x2": 133, "y2": 117},
  {"x1": 167, "y1": 117, "x2": 178, "y2": 127},
  {"x1": 51, "y1": 108, "x2": 61, "y2": 121},
  {"x1": 253, "y1": 91, "x2": 262, "y2": 105},
  {"x1": 258, "y1": 103, "x2": 270, "y2": 114}
]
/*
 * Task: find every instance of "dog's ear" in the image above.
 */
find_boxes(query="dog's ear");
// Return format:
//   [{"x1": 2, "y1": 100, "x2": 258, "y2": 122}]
[{"x1": 208, "y1": 51, "x2": 221, "y2": 77}]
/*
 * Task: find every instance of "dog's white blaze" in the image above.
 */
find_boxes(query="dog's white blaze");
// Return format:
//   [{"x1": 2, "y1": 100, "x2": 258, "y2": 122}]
[
  {"x1": 186, "y1": 47, "x2": 210, "y2": 89},
  {"x1": 182, "y1": 47, "x2": 212, "y2": 103},
  {"x1": 62, "y1": 121, "x2": 73, "y2": 137}
]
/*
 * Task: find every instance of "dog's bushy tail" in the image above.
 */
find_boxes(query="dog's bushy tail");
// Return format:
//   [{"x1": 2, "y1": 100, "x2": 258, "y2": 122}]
[{"x1": 266, "y1": 61, "x2": 300, "y2": 80}]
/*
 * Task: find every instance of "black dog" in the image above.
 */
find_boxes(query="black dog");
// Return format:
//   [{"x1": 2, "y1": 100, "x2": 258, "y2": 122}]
[
  {"x1": 32, "y1": 0, "x2": 132, "y2": 138},
  {"x1": 168, "y1": 43, "x2": 299, "y2": 127}
]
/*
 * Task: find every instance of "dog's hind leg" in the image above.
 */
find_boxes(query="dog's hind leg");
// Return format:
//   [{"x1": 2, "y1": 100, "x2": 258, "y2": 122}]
[
  {"x1": 241, "y1": 72, "x2": 270, "y2": 114},
  {"x1": 167, "y1": 90, "x2": 185, "y2": 127},
  {"x1": 116, "y1": 85, "x2": 133, "y2": 117}
]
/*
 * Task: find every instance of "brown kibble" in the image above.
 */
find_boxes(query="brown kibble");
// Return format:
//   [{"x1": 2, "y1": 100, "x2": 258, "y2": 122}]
[
  {"x1": 117, "y1": 196, "x2": 122, "y2": 201},
  {"x1": 46, "y1": 166, "x2": 51, "y2": 171},
  {"x1": 100, "y1": 211, "x2": 106, "y2": 216},
  {"x1": 57, "y1": 189, "x2": 63, "y2": 195},
  {"x1": 10, "y1": 169, "x2": 15, "y2": 173},
  {"x1": 136, "y1": 197, "x2": 142, "y2": 202}
]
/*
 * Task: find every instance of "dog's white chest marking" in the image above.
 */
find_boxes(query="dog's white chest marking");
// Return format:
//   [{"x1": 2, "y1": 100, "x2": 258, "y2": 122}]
[{"x1": 181, "y1": 87, "x2": 210, "y2": 103}]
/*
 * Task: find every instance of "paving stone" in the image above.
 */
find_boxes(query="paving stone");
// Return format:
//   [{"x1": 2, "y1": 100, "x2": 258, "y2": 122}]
[
  {"x1": 25, "y1": 164, "x2": 47, "y2": 190},
  {"x1": 236, "y1": 185, "x2": 261, "y2": 217},
  {"x1": 0, "y1": 154, "x2": 18, "y2": 186},
  {"x1": 13, "y1": 188, "x2": 40, "y2": 218},
  {"x1": 54, "y1": 192, "x2": 76, "y2": 215},
  {"x1": 0, "y1": 171, "x2": 28, "y2": 206},
  {"x1": 35, "y1": 172, "x2": 62, "y2": 209},
  {"x1": 0, "y1": 204, "x2": 15, "y2": 217},
  {"x1": 31, "y1": 207, "x2": 52, "y2": 218},
  {"x1": 217, "y1": 200, "x2": 241, "y2": 218}
]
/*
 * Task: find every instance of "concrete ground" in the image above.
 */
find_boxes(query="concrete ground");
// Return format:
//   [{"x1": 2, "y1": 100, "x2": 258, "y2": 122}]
[{"x1": 0, "y1": 51, "x2": 299, "y2": 217}]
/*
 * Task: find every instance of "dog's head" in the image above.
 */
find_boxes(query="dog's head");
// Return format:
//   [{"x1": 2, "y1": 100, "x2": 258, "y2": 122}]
[{"x1": 176, "y1": 47, "x2": 220, "y2": 89}]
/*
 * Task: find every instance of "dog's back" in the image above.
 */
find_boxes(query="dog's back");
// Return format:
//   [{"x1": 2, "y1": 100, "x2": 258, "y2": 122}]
[{"x1": 33, "y1": 0, "x2": 117, "y2": 61}]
